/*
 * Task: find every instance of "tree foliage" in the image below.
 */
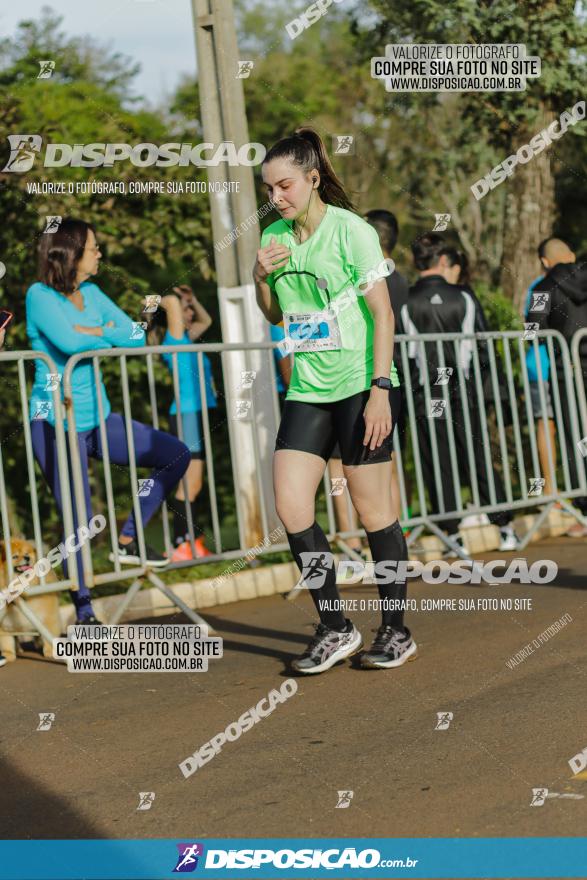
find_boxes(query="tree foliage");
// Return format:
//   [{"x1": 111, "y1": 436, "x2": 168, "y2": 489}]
[
  {"x1": 0, "y1": 8, "x2": 221, "y2": 543},
  {"x1": 352, "y1": 0, "x2": 587, "y2": 302}
]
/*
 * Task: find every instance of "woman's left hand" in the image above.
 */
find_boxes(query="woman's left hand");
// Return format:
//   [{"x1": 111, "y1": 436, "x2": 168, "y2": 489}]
[{"x1": 363, "y1": 390, "x2": 392, "y2": 451}]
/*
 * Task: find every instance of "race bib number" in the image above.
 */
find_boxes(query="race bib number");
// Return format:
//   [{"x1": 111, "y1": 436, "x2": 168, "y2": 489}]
[{"x1": 284, "y1": 311, "x2": 342, "y2": 352}]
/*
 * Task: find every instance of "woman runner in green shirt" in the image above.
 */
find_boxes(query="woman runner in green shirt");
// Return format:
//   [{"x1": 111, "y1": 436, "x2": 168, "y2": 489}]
[{"x1": 254, "y1": 128, "x2": 417, "y2": 674}]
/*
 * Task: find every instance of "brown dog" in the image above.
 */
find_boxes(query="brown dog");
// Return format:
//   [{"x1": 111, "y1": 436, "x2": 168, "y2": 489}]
[{"x1": 0, "y1": 538, "x2": 62, "y2": 661}]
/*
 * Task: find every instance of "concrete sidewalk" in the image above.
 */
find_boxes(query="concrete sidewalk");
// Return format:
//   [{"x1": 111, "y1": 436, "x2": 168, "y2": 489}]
[{"x1": 0, "y1": 536, "x2": 585, "y2": 842}]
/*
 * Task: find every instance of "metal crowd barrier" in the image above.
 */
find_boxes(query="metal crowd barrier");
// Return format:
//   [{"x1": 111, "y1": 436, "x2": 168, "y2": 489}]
[
  {"x1": 2, "y1": 328, "x2": 587, "y2": 640},
  {"x1": 61, "y1": 341, "x2": 297, "y2": 630},
  {"x1": 571, "y1": 328, "x2": 587, "y2": 430},
  {"x1": 392, "y1": 328, "x2": 586, "y2": 556},
  {"x1": 0, "y1": 349, "x2": 77, "y2": 648}
]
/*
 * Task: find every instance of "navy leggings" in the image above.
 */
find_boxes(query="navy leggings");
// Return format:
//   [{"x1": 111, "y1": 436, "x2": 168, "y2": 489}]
[{"x1": 31, "y1": 413, "x2": 190, "y2": 617}]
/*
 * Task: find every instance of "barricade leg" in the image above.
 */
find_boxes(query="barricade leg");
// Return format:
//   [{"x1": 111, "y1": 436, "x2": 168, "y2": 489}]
[
  {"x1": 147, "y1": 571, "x2": 215, "y2": 631},
  {"x1": 106, "y1": 578, "x2": 145, "y2": 626},
  {"x1": 406, "y1": 523, "x2": 424, "y2": 547},
  {"x1": 333, "y1": 537, "x2": 365, "y2": 562},
  {"x1": 515, "y1": 500, "x2": 556, "y2": 550},
  {"x1": 425, "y1": 519, "x2": 470, "y2": 559},
  {"x1": 557, "y1": 498, "x2": 587, "y2": 526}
]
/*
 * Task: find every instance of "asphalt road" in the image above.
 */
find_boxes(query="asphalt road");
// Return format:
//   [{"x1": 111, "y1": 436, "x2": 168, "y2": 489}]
[{"x1": 1, "y1": 536, "x2": 585, "y2": 856}]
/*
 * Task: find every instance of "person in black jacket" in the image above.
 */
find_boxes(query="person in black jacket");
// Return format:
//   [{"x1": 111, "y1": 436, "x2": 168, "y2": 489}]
[
  {"x1": 529, "y1": 250, "x2": 584, "y2": 350},
  {"x1": 365, "y1": 209, "x2": 409, "y2": 523},
  {"x1": 365, "y1": 210, "x2": 410, "y2": 334},
  {"x1": 529, "y1": 256, "x2": 587, "y2": 527},
  {"x1": 402, "y1": 233, "x2": 517, "y2": 553}
]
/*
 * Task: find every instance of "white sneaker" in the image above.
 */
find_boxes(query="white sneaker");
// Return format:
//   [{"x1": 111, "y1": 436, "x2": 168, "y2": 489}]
[
  {"x1": 443, "y1": 533, "x2": 469, "y2": 558},
  {"x1": 499, "y1": 525, "x2": 519, "y2": 552}
]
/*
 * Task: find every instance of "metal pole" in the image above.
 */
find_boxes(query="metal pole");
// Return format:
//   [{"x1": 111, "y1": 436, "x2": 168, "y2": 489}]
[{"x1": 190, "y1": 0, "x2": 281, "y2": 547}]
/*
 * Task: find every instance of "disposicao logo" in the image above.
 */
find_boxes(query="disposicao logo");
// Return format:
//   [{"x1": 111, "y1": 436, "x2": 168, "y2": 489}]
[
  {"x1": 173, "y1": 843, "x2": 204, "y2": 873},
  {"x1": 2, "y1": 136, "x2": 266, "y2": 172}
]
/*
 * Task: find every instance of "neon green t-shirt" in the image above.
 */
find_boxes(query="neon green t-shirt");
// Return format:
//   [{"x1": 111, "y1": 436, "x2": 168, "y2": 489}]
[{"x1": 261, "y1": 203, "x2": 400, "y2": 403}]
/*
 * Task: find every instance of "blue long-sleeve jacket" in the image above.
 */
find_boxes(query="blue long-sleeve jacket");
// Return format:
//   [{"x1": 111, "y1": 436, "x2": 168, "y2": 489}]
[
  {"x1": 26, "y1": 280, "x2": 145, "y2": 431},
  {"x1": 524, "y1": 275, "x2": 550, "y2": 383}
]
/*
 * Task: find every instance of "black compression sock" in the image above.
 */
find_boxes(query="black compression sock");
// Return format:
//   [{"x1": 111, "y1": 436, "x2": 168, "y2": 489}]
[
  {"x1": 190, "y1": 500, "x2": 206, "y2": 539},
  {"x1": 167, "y1": 497, "x2": 188, "y2": 546},
  {"x1": 365, "y1": 520, "x2": 408, "y2": 630},
  {"x1": 286, "y1": 521, "x2": 346, "y2": 630}
]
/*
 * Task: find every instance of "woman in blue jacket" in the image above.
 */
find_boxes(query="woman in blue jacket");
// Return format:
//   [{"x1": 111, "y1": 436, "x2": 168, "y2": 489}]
[{"x1": 27, "y1": 219, "x2": 190, "y2": 624}]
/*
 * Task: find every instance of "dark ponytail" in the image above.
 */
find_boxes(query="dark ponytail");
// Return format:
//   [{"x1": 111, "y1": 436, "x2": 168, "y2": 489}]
[{"x1": 263, "y1": 126, "x2": 356, "y2": 213}]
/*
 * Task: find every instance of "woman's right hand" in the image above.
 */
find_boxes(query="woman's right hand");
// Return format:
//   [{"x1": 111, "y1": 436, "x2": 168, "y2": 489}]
[{"x1": 254, "y1": 237, "x2": 291, "y2": 282}]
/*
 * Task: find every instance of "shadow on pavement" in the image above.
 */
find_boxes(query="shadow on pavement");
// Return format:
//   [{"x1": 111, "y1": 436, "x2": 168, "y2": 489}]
[{"x1": 0, "y1": 755, "x2": 106, "y2": 839}]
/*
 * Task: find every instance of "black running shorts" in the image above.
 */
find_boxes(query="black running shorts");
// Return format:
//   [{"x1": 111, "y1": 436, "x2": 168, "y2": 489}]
[{"x1": 275, "y1": 388, "x2": 402, "y2": 466}]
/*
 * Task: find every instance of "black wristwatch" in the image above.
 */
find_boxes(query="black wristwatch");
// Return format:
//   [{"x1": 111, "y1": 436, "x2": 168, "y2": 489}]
[{"x1": 371, "y1": 377, "x2": 392, "y2": 390}]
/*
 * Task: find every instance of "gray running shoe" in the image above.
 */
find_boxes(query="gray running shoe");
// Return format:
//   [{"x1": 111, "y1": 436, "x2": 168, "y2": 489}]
[
  {"x1": 361, "y1": 625, "x2": 417, "y2": 669},
  {"x1": 292, "y1": 619, "x2": 362, "y2": 675}
]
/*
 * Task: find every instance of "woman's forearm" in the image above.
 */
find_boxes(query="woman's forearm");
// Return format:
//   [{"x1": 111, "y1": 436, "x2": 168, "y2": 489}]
[
  {"x1": 255, "y1": 277, "x2": 283, "y2": 324},
  {"x1": 191, "y1": 298, "x2": 212, "y2": 324},
  {"x1": 187, "y1": 320, "x2": 212, "y2": 341},
  {"x1": 371, "y1": 310, "x2": 394, "y2": 382}
]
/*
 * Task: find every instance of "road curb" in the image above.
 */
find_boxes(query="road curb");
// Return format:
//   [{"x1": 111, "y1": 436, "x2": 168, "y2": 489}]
[
  {"x1": 58, "y1": 507, "x2": 578, "y2": 628},
  {"x1": 59, "y1": 560, "x2": 301, "y2": 628}
]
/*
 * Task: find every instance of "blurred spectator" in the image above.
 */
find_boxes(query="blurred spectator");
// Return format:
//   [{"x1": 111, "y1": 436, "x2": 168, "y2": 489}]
[
  {"x1": 443, "y1": 248, "x2": 472, "y2": 291},
  {"x1": 365, "y1": 209, "x2": 409, "y2": 524},
  {"x1": 529, "y1": 246, "x2": 587, "y2": 534},
  {"x1": 403, "y1": 232, "x2": 518, "y2": 553},
  {"x1": 364, "y1": 210, "x2": 409, "y2": 322},
  {"x1": 26, "y1": 219, "x2": 190, "y2": 624},
  {"x1": 522, "y1": 238, "x2": 575, "y2": 497},
  {"x1": 148, "y1": 285, "x2": 216, "y2": 560},
  {"x1": 0, "y1": 308, "x2": 12, "y2": 348},
  {"x1": 443, "y1": 244, "x2": 516, "y2": 437},
  {"x1": 442, "y1": 248, "x2": 489, "y2": 319}
]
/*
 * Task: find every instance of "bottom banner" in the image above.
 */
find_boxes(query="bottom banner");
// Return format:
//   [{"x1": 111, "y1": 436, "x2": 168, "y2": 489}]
[{"x1": 0, "y1": 838, "x2": 585, "y2": 879}]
